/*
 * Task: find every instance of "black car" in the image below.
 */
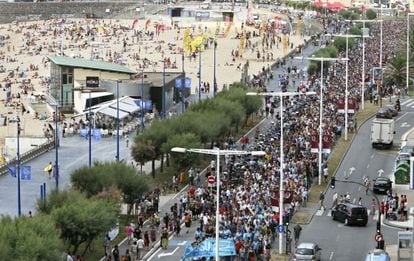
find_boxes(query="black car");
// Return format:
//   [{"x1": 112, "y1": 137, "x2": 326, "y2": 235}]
[
  {"x1": 376, "y1": 107, "x2": 394, "y2": 119},
  {"x1": 332, "y1": 203, "x2": 368, "y2": 226},
  {"x1": 373, "y1": 177, "x2": 392, "y2": 194}
]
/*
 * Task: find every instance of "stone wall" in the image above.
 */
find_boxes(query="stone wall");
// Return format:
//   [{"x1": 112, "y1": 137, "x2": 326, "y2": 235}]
[{"x1": 0, "y1": 2, "x2": 141, "y2": 24}]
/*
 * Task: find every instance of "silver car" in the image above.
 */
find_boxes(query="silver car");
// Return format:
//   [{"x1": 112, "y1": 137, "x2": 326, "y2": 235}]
[{"x1": 292, "y1": 242, "x2": 322, "y2": 261}]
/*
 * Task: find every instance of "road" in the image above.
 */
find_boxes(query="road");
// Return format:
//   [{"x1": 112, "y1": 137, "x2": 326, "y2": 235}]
[
  {"x1": 299, "y1": 99, "x2": 414, "y2": 260},
  {"x1": 145, "y1": 39, "x2": 322, "y2": 261}
]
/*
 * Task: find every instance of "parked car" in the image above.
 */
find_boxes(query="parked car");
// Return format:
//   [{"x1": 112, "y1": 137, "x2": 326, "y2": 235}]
[
  {"x1": 376, "y1": 107, "x2": 394, "y2": 119},
  {"x1": 373, "y1": 177, "x2": 392, "y2": 194},
  {"x1": 365, "y1": 249, "x2": 391, "y2": 261},
  {"x1": 331, "y1": 203, "x2": 368, "y2": 226},
  {"x1": 292, "y1": 242, "x2": 322, "y2": 261}
]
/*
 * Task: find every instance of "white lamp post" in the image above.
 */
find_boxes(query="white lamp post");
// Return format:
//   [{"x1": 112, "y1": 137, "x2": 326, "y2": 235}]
[
  {"x1": 247, "y1": 91, "x2": 316, "y2": 254},
  {"x1": 348, "y1": 19, "x2": 383, "y2": 109},
  {"x1": 171, "y1": 147, "x2": 266, "y2": 261},
  {"x1": 407, "y1": 14, "x2": 414, "y2": 96},
  {"x1": 294, "y1": 57, "x2": 347, "y2": 185},
  {"x1": 326, "y1": 34, "x2": 361, "y2": 142}
]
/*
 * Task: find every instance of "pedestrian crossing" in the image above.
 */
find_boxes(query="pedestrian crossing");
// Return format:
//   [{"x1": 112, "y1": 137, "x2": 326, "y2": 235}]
[
  {"x1": 401, "y1": 98, "x2": 414, "y2": 108},
  {"x1": 314, "y1": 209, "x2": 378, "y2": 221}
]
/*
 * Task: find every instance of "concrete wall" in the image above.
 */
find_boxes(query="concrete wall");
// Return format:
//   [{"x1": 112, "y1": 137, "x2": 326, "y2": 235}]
[
  {"x1": 74, "y1": 68, "x2": 131, "y2": 86},
  {"x1": 5, "y1": 136, "x2": 48, "y2": 159},
  {"x1": 0, "y1": 2, "x2": 140, "y2": 24}
]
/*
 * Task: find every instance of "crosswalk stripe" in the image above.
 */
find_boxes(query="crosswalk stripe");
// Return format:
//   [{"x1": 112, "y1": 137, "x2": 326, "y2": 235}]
[
  {"x1": 315, "y1": 209, "x2": 324, "y2": 216},
  {"x1": 326, "y1": 210, "x2": 332, "y2": 216},
  {"x1": 405, "y1": 101, "x2": 414, "y2": 107},
  {"x1": 401, "y1": 99, "x2": 413, "y2": 106}
]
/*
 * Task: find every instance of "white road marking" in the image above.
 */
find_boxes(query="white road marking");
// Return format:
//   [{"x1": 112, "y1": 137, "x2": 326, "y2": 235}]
[
  {"x1": 378, "y1": 169, "x2": 384, "y2": 177},
  {"x1": 178, "y1": 241, "x2": 187, "y2": 246},
  {"x1": 401, "y1": 122, "x2": 410, "y2": 128},
  {"x1": 147, "y1": 247, "x2": 162, "y2": 261},
  {"x1": 367, "y1": 164, "x2": 370, "y2": 169},
  {"x1": 158, "y1": 247, "x2": 179, "y2": 258},
  {"x1": 396, "y1": 112, "x2": 408, "y2": 122},
  {"x1": 371, "y1": 154, "x2": 374, "y2": 159},
  {"x1": 367, "y1": 210, "x2": 371, "y2": 216},
  {"x1": 315, "y1": 209, "x2": 324, "y2": 216},
  {"x1": 405, "y1": 101, "x2": 414, "y2": 107},
  {"x1": 401, "y1": 99, "x2": 413, "y2": 106},
  {"x1": 327, "y1": 210, "x2": 332, "y2": 216},
  {"x1": 358, "y1": 186, "x2": 361, "y2": 191},
  {"x1": 329, "y1": 251, "x2": 334, "y2": 260},
  {"x1": 352, "y1": 198, "x2": 356, "y2": 204}
]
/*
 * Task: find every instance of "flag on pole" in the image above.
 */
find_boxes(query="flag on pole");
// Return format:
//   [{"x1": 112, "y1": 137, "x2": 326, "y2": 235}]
[
  {"x1": 21, "y1": 165, "x2": 31, "y2": 180},
  {"x1": 7, "y1": 165, "x2": 16, "y2": 177}
]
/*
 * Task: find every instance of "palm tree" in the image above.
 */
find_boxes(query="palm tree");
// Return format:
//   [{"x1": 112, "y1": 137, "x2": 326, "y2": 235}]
[{"x1": 383, "y1": 54, "x2": 406, "y2": 88}]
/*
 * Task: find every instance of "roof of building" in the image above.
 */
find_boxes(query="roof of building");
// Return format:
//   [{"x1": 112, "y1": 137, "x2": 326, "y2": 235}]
[{"x1": 48, "y1": 56, "x2": 137, "y2": 74}]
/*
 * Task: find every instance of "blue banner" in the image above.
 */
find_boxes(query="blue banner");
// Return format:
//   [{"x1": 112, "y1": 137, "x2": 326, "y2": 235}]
[
  {"x1": 182, "y1": 238, "x2": 236, "y2": 260},
  {"x1": 93, "y1": 128, "x2": 101, "y2": 141},
  {"x1": 80, "y1": 129, "x2": 88, "y2": 140},
  {"x1": 21, "y1": 165, "x2": 31, "y2": 180},
  {"x1": 7, "y1": 165, "x2": 16, "y2": 178},
  {"x1": 175, "y1": 77, "x2": 191, "y2": 89}
]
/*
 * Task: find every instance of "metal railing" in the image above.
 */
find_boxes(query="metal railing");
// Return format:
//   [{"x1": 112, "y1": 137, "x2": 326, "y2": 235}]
[{"x1": 0, "y1": 140, "x2": 55, "y2": 176}]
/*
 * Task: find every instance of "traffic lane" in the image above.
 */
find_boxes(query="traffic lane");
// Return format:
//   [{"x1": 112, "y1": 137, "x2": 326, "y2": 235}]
[
  {"x1": 300, "y1": 215, "x2": 377, "y2": 261},
  {"x1": 148, "y1": 221, "x2": 197, "y2": 261}
]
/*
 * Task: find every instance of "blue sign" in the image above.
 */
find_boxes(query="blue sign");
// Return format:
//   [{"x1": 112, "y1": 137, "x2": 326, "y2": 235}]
[
  {"x1": 277, "y1": 225, "x2": 285, "y2": 233},
  {"x1": 21, "y1": 165, "x2": 31, "y2": 180},
  {"x1": 195, "y1": 11, "x2": 210, "y2": 18},
  {"x1": 175, "y1": 77, "x2": 191, "y2": 89},
  {"x1": 80, "y1": 129, "x2": 88, "y2": 140},
  {"x1": 7, "y1": 165, "x2": 16, "y2": 178},
  {"x1": 134, "y1": 99, "x2": 153, "y2": 111}
]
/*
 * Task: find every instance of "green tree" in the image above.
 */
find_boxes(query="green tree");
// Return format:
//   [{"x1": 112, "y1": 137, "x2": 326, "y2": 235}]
[
  {"x1": 52, "y1": 196, "x2": 118, "y2": 255},
  {"x1": 384, "y1": 54, "x2": 407, "y2": 88},
  {"x1": 131, "y1": 139, "x2": 156, "y2": 173},
  {"x1": 166, "y1": 133, "x2": 203, "y2": 170},
  {"x1": 0, "y1": 215, "x2": 64, "y2": 260},
  {"x1": 37, "y1": 189, "x2": 85, "y2": 214},
  {"x1": 366, "y1": 9, "x2": 377, "y2": 20},
  {"x1": 117, "y1": 172, "x2": 149, "y2": 215}
]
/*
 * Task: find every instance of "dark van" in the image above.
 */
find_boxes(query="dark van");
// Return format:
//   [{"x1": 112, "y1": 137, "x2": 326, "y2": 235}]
[{"x1": 331, "y1": 203, "x2": 368, "y2": 226}]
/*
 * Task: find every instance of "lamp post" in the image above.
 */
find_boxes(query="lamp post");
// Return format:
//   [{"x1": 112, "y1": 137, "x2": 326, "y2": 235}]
[
  {"x1": 47, "y1": 95, "x2": 60, "y2": 189},
  {"x1": 407, "y1": 14, "x2": 414, "y2": 97},
  {"x1": 16, "y1": 116, "x2": 21, "y2": 216},
  {"x1": 213, "y1": 41, "x2": 217, "y2": 97},
  {"x1": 88, "y1": 90, "x2": 92, "y2": 167},
  {"x1": 141, "y1": 70, "x2": 145, "y2": 130},
  {"x1": 171, "y1": 147, "x2": 266, "y2": 260},
  {"x1": 116, "y1": 80, "x2": 120, "y2": 162},
  {"x1": 349, "y1": 19, "x2": 383, "y2": 109},
  {"x1": 326, "y1": 34, "x2": 361, "y2": 141},
  {"x1": 294, "y1": 56, "x2": 347, "y2": 185},
  {"x1": 197, "y1": 46, "x2": 202, "y2": 101},
  {"x1": 162, "y1": 58, "x2": 166, "y2": 119},
  {"x1": 181, "y1": 53, "x2": 185, "y2": 113},
  {"x1": 247, "y1": 91, "x2": 316, "y2": 254}
]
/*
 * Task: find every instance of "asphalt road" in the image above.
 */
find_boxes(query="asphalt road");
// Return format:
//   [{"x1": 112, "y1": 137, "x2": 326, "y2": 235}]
[{"x1": 298, "y1": 100, "x2": 414, "y2": 261}]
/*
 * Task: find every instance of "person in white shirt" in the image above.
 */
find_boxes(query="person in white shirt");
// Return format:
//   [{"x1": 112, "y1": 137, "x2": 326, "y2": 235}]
[{"x1": 136, "y1": 237, "x2": 145, "y2": 260}]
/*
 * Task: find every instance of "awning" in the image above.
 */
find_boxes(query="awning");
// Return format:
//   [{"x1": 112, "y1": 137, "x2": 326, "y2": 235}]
[
  {"x1": 109, "y1": 102, "x2": 139, "y2": 114},
  {"x1": 99, "y1": 107, "x2": 130, "y2": 119}
]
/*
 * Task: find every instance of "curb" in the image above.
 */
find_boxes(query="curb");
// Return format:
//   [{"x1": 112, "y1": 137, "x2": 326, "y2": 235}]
[{"x1": 382, "y1": 218, "x2": 408, "y2": 230}]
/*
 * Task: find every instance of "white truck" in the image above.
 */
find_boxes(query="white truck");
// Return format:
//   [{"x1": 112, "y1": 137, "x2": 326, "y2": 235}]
[{"x1": 371, "y1": 118, "x2": 395, "y2": 149}]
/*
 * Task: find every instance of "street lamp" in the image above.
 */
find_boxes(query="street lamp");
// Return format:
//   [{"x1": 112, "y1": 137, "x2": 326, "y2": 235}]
[
  {"x1": 141, "y1": 70, "x2": 145, "y2": 130},
  {"x1": 116, "y1": 80, "x2": 120, "y2": 161},
  {"x1": 181, "y1": 53, "x2": 185, "y2": 113},
  {"x1": 47, "y1": 95, "x2": 60, "y2": 189},
  {"x1": 83, "y1": 90, "x2": 93, "y2": 167},
  {"x1": 197, "y1": 46, "x2": 202, "y2": 101},
  {"x1": 247, "y1": 91, "x2": 316, "y2": 254},
  {"x1": 294, "y1": 56, "x2": 347, "y2": 185},
  {"x1": 407, "y1": 14, "x2": 414, "y2": 97},
  {"x1": 213, "y1": 41, "x2": 217, "y2": 97},
  {"x1": 171, "y1": 147, "x2": 265, "y2": 260},
  {"x1": 326, "y1": 34, "x2": 361, "y2": 142},
  {"x1": 349, "y1": 19, "x2": 383, "y2": 109},
  {"x1": 16, "y1": 116, "x2": 21, "y2": 216}
]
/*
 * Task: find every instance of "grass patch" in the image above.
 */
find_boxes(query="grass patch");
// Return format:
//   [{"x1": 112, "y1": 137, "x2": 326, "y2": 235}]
[
  {"x1": 308, "y1": 102, "x2": 379, "y2": 203},
  {"x1": 271, "y1": 252, "x2": 290, "y2": 261},
  {"x1": 291, "y1": 212, "x2": 312, "y2": 224}
]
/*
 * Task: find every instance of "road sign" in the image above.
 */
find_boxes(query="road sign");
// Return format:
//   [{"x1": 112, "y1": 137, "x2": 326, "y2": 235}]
[
  {"x1": 277, "y1": 225, "x2": 285, "y2": 233},
  {"x1": 375, "y1": 234, "x2": 383, "y2": 242},
  {"x1": 208, "y1": 175, "x2": 215, "y2": 185}
]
